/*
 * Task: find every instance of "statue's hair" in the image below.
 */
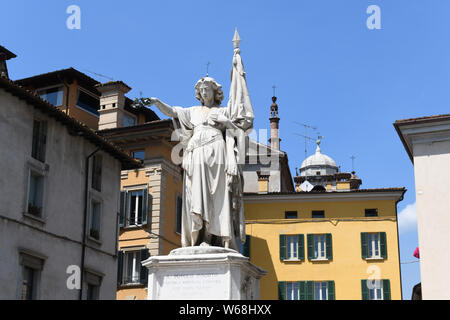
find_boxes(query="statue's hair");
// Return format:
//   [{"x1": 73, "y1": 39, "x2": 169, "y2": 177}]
[{"x1": 194, "y1": 77, "x2": 224, "y2": 106}]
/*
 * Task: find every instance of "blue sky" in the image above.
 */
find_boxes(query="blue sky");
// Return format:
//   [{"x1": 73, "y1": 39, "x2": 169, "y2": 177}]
[{"x1": 3, "y1": 0, "x2": 446, "y2": 299}]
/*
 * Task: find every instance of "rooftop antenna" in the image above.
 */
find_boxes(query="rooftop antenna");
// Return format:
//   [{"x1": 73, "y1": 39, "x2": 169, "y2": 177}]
[
  {"x1": 82, "y1": 69, "x2": 114, "y2": 82},
  {"x1": 272, "y1": 85, "x2": 277, "y2": 97},
  {"x1": 293, "y1": 122, "x2": 318, "y2": 158}
]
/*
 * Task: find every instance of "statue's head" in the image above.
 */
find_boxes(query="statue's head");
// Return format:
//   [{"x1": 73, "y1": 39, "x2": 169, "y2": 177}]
[{"x1": 195, "y1": 77, "x2": 224, "y2": 106}]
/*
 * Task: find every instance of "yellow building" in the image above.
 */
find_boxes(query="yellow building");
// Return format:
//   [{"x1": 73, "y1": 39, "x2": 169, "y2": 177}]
[{"x1": 243, "y1": 142, "x2": 405, "y2": 300}]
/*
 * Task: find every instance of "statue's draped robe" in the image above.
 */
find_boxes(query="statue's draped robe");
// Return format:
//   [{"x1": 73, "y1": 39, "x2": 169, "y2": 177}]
[{"x1": 174, "y1": 49, "x2": 254, "y2": 250}]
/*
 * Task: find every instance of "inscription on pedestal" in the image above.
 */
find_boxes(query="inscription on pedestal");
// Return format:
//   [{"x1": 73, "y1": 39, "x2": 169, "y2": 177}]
[{"x1": 158, "y1": 272, "x2": 227, "y2": 300}]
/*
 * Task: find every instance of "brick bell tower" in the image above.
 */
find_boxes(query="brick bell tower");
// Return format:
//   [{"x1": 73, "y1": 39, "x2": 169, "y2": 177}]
[{"x1": 269, "y1": 96, "x2": 281, "y2": 151}]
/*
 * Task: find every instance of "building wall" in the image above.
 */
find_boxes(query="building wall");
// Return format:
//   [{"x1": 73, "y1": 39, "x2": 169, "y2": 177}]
[
  {"x1": 66, "y1": 81, "x2": 99, "y2": 130},
  {"x1": 116, "y1": 145, "x2": 182, "y2": 300},
  {"x1": 0, "y1": 89, "x2": 121, "y2": 299},
  {"x1": 244, "y1": 198, "x2": 402, "y2": 300},
  {"x1": 413, "y1": 138, "x2": 450, "y2": 299}
]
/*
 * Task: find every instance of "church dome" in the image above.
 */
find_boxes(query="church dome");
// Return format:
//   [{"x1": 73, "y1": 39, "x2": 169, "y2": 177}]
[{"x1": 300, "y1": 141, "x2": 338, "y2": 177}]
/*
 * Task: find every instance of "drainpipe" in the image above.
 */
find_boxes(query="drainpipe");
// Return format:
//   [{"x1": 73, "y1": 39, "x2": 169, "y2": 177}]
[
  {"x1": 395, "y1": 191, "x2": 406, "y2": 300},
  {"x1": 79, "y1": 147, "x2": 101, "y2": 300}
]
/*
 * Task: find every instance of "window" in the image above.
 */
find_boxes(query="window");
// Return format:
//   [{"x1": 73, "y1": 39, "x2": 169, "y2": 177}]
[
  {"x1": 117, "y1": 249, "x2": 149, "y2": 285},
  {"x1": 313, "y1": 235, "x2": 326, "y2": 259},
  {"x1": 175, "y1": 195, "x2": 182, "y2": 234},
  {"x1": 365, "y1": 208, "x2": 378, "y2": 217},
  {"x1": 119, "y1": 188, "x2": 149, "y2": 227},
  {"x1": 314, "y1": 282, "x2": 328, "y2": 300},
  {"x1": 37, "y1": 86, "x2": 63, "y2": 106},
  {"x1": 307, "y1": 234, "x2": 332, "y2": 260},
  {"x1": 87, "y1": 284, "x2": 99, "y2": 300},
  {"x1": 316, "y1": 171, "x2": 321, "y2": 176},
  {"x1": 31, "y1": 119, "x2": 47, "y2": 162},
  {"x1": 84, "y1": 270, "x2": 102, "y2": 300},
  {"x1": 19, "y1": 251, "x2": 44, "y2": 300},
  {"x1": 285, "y1": 211, "x2": 297, "y2": 219},
  {"x1": 76, "y1": 89, "x2": 99, "y2": 116},
  {"x1": 279, "y1": 281, "x2": 335, "y2": 300},
  {"x1": 361, "y1": 232, "x2": 387, "y2": 259},
  {"x1": 131, "y1": 150, "x2": 145, "y2": 161},
  {"x1": 21, "y1": 266, "x2": 37, "y2": 300},
  {"x1": 123, "y1": 114, "x2": 137, "y2": 127},
  {"x1": 312, "y1": 210, "x2": 325, "y2": 219},
  {"x1": 92, "y1": 154, "x2": 102, "y2": 192},
  {"x1": 286, "y1": 282, "x2": 299, "y2": 300},
  {"x1": 286, "y1": 235, "x2": 299, "y2": 260},
  {"x1": 368, "y1": 233, "x2": 380, "y2": 258},
  {"x1": 27, "y1": 171, "x2": 44, "y2": 217},
  {"x1": 361, "y1": 279, "x2": 391, "y2": 300},
  {"x1": 89, "y1": 200, "x2": 101, "y2": 240},
  {"x1": 280, "y1": 234, "x2": 304, "y2": 261}
]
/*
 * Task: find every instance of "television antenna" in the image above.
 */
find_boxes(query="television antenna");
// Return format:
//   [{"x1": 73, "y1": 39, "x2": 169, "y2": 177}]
[{"x1": 292, "y1": 122, "x2": 318, "y2": 158}]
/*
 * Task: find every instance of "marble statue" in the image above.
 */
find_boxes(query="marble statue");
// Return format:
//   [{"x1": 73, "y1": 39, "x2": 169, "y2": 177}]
[{"x1": 134, "y1": 29, "x2": 254, "y2": 251}]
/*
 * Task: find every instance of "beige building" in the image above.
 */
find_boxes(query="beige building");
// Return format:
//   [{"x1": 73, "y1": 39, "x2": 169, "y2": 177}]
[
  {"x1": 395, "y1": 114, "x2": 450, "y2": 300},
  {"x1": 0, "y1": 49, "x2": 140, "y2": 300}
]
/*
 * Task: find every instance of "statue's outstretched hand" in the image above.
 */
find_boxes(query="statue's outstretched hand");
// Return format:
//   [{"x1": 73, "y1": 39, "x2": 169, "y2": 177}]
[{"x1": 142, "y1": 97, "x2": 159, "y2": 106}]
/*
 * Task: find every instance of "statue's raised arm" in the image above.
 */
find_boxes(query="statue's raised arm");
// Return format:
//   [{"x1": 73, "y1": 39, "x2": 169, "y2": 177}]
[{"x1": 133, "y1": 97, "x2": 177, "y2": 118}]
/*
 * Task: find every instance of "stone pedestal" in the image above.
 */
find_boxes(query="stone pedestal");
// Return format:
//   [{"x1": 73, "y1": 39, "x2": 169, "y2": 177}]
[{"x1": 142, "y1": 246, "x2": 266, "y2": 300}]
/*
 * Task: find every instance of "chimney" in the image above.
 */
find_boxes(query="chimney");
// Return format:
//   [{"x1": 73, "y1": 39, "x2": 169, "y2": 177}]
[
  {"x1": 0, "y1": 46, "x2": 17, "y2": 79},
  {"x1": 269, "y1": 96, "x2": 281, "y2": 151},
  {"x1": 96, "y1": 81, "x2": 132, "y2": 130}
]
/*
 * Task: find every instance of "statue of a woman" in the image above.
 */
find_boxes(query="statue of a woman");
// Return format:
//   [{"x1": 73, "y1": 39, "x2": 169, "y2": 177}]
[
  {"x1": 138, "y1": 30, "x2": 254, "y2": 251},
  {"x1": 143, "y1": 76, "x2": 247, "y2": 250}
]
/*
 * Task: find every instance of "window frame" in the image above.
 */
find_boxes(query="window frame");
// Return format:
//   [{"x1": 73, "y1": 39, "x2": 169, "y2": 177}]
[
  {"x1": 123, "y1": 112, "x2": 137, "y2": 127},
  {"x1": 121, "y1": 185, "x2": 149, "y2": 228},
  {"x1": 18, "y1": 250, "x2": 45, "y2": 300},
  {"x1": 313, "y1": 234, "x2": 327, "y2": 260},
  {"x1": 36, "y1": 85, "x2": 64, "y2": 107},
  {"x1": 367, "y1": 232, "x2": 381, "y2": 259},
  {"x1": 312, "y1": 210, "x2": 325, "y2": 219},
  {"x1": 75, "y1": 87, "x2": 100, "y2": 117},
  {"x1": 365, "y1": 208, "x2": 379, "y2": 217},
  {"x1": 91, "y1": 154, "x2": 103, "y2": 192},
  {"x1": 314, "y1": 281, "x2": 329, "y2": 300},
  {"x1": 286, "y1": 235, "x2": 299, "y2": 260},
  {"x1": 31, "y1": 118, "x2": 47, "y2": 163},
  {"x1": 24, "y1": 163, "x2": 48, "y2": 221},
  {"x1": 285, "y1": 211, "x2": 298, "y2": 219},
  {"x1": 88, "y1": 197, "x2": 102, "y2": 242}
]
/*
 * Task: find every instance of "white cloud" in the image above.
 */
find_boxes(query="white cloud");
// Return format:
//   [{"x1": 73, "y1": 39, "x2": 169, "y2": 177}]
[{"x1": 398, "y1": 202, "x2": 417, "y2": 234}]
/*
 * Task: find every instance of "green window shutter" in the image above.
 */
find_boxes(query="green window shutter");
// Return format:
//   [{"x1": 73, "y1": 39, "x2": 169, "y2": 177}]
[
  {"x1": 119, "y1": 191, "x2": 126, "y2": 227},
  {"x1": 382, "y1": 279, "x2": 391, "y2": 300},
  {"x1": 361, "y1": 233, "x2": 368, "y2": 259},
  {"x1": 117, "y1": 250, "x2": 124, "y2": 286},
  {"x1": 306, "y1": 281, "x2": 314, "y2": 300},
  {"x1": 307, "y1": 234, "x2": 314, "y2": 260},
  {"x1": 380, "y1": 232, "x2": 387, "y2": 259},
  {"x1": 299, "y1": 281, "x2": 306, "y2": 300},
  {"x1": 278, "y1": 281, "x2": 286, "y2": 300},
  {"x1": 279, "y1": 234, "x2": 286, "y2": 260},
  {"x1": 141, "y1": 188, "x2": 149, "y2": 225},
  {"x1": 298, "y1": 234, "x2": 305, "y2": 260},
  {"x1": 327, "y1": 281, "x2": 335, "y2": 300},
  {"x1": 361, "y1": 279, "x2": 369, "y2": 300},
  {"x1": 139, "y1": 249, "x2": 150, "y2": 285},
  {"x1": 326, "y1": 233, "x2": 333, "y2": 260}
]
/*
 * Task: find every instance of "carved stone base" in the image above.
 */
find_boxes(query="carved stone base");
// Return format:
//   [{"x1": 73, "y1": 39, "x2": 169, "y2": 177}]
[{"x1": 142, "y1": 246, "x2": 266, "y2": 300}]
